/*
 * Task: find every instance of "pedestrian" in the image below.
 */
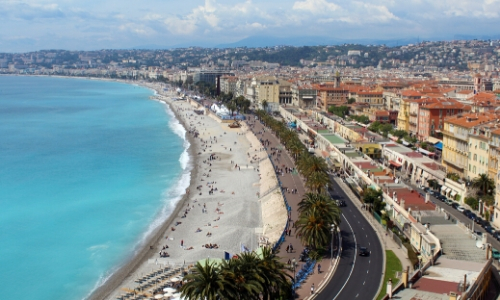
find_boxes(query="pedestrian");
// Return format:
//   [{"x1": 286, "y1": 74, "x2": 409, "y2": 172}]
[
  {"x1": 181, "y1": 239, "x2": 184, "y2": 247},
  {"x1": 311, "y1": 283, "x2": 314, "y2": 294},
  {"x1": 318, "y1": 264, "x2": 321, "y2": 274},
  {"x1": 286, "y1": 245, "x2": 290, "y2": 253}
]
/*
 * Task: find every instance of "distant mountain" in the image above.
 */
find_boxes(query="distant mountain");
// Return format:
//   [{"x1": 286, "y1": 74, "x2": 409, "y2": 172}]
[
  {"x1": 215, "y1": 35, "x2": 424, "y2": 48},
  {"x1": 215, "y1": 36, "x2": 343, "y2": 48}
]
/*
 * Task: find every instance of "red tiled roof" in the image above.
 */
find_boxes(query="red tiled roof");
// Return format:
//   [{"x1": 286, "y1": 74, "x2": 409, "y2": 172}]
[{"x1": 413, "y1": 278, "x2": 463, "y2": 295}]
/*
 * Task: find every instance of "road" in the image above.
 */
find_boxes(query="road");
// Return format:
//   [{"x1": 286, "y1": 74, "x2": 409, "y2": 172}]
[{"x1": 315, "y1": 175, "x2": 384, "y2": 300}]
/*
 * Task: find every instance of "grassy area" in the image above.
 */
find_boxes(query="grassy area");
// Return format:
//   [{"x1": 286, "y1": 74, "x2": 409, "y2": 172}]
[{"x1": 376, "y1": 250, "x2": 403, "y2": 300}]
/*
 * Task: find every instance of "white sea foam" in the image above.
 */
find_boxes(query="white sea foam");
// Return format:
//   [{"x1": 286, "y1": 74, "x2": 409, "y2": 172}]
[
  {"x1": 85, "y1": 93, "x2": 193, "y2": 299},
  {"x1": 134, "y1": 102, "x2": 192, "y2": 248}
]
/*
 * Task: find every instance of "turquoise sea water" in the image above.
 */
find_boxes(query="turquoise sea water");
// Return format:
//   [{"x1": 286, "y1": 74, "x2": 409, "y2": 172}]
[{"x1": 0, "y1": 76, "x2": 190, "y2": 300}]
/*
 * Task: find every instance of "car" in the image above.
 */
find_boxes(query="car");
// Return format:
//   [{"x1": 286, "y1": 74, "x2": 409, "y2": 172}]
[
  {"x1": 493, "y1": 232, "x2": 500, "y2": 242},
  {"x1": 468, "y1": 212, "x2": 477, "y2": 221},
  {"x1": 485, "y1": 226, "x2": 496, "y2": 235},
  {"x1": 359, "y1": 246, "x2": 370, "y2": 256},
  {"x1": 451, "y1": 203, "x2": 459, "y2": 209},
  {"x1": 457, "y1": 206, "x2": 465, "y2": 212},
  {"x1": 445, "y1": 199, "x2": 453, "y2": 205},
  {"x1": 492, "y1": 248, "x2": 500, "y2": 259}
]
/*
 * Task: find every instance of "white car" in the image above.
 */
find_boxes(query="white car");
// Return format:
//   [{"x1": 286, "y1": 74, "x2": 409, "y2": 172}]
[{"x1": 457, "y1": 206, "x2": 465, "y2": 212}]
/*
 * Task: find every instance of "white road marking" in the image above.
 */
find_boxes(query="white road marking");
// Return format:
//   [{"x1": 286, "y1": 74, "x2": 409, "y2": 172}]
[{"x1": 332, "y1": 215, "x2": 357, "y2": 300}]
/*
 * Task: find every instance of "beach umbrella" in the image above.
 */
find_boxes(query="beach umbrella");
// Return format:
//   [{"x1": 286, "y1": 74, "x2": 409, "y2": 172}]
[
  {"x1": 170, "y1": 277, "x2": 181, "y2": 282},
  {"x1": 154, "y1": 294, "x2": 164, "y2": 299},
  {"x1": 163, "y1": 287, "x2": 176, "y2": 293}
]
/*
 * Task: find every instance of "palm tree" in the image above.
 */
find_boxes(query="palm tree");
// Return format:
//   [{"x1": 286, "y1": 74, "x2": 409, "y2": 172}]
[
  {"x1": 288, "y1": 141, "x2": 304, "y2": 161},
  {"x1": 256, "y1": 247, "x2": 292, "y2": 300},
  {"x1": 180, "y1": 260, "x2": 225, "y2": 300},
  {"x1": 298, "y1": 155, "x2": 328, "y2": 179},
  {"x1": 472, "y1": 173, "x2": 495, "y2": 195},
  {"x1": 220, "y1": 253, "x2": 263, "y2": 300},
  {"x1": 261, "y1": 100, "x2": 269, "y2": 112},
  {"x1": 296, "y1": 207, "x2": 331, "y2": 249},
  {"x1": 305, "y1": 171, "x2": 330, "y2": 194},
  {"x1": 298, "y1": 193, "x2": 341, "y2": 227}
]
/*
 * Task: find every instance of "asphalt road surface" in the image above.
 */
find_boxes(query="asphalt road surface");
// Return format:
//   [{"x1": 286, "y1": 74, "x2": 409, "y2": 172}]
[{"x1": 315, "y1": 176, "x2": 384, "y2": 300}]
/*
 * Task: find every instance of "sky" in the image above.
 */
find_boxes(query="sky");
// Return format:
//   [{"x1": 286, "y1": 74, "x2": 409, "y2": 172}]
[{"x1": 1, "y1": 0, "x2": 500, "y2": 52}]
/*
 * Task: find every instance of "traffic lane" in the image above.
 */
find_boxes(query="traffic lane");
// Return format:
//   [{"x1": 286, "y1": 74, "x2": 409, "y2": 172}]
[
  {"x1": 315, "y1": 178, "x2": 382, "y2": 300},
  {"x1": 314, "y1": 217, "x2": 357, "y2": 300},
  {"x1": 331, "y1": 183, "x2": 383, "y2": 300},
  {"x1": 333, "y1": 210, "x2": 383, "y2": 300}
]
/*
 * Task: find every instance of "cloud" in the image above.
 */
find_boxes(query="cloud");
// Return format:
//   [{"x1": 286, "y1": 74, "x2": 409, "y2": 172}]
[
  {"x1": 1, "y1": 0, "x2": 500, "y2": 52},
  {"x1": 293, "y1": 0, "x2": 341, "y2": 14}
]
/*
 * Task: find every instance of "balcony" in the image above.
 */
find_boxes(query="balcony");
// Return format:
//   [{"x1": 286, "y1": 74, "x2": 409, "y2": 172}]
[
  {"x1": 409, "y1": 112, "x2": 417, "y2": 116},
  {"x1": 442, "y1": 130, "x2": 468, "y2": 141},
  {"x1": 443, "y1": 157, "x2": 466, "y2": 169}
]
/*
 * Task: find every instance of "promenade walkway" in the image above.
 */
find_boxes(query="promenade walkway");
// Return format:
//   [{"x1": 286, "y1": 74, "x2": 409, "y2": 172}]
[{"x1": 248, "y1": 118, "x2": 337, "y2": 299}]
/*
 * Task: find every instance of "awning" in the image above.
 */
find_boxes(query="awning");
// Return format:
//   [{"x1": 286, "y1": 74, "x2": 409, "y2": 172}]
[
  {"x1": 445, "y1": 187, "x2": 451, "y2": 193},
  {"x1": 434, "y1": 141, "x2": 443, "y2": 151},
  {"x1": 418, "y1": 148, "x2": 435, "y2": 156},
  {"x1": 450, "y1": 190, "x2": 457, "y2": 197},
  {"x1": 441, "y1": 185, "x2": 447, "y2": 191},
  {"x1": 389, "y1": 160, "x2": 402, "y2": 168}
]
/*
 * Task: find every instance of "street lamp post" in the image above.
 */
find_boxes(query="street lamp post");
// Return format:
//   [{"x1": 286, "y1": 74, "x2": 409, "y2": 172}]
[{"x1": 330, "y1": 224, "x2": 335, "y2": 263}]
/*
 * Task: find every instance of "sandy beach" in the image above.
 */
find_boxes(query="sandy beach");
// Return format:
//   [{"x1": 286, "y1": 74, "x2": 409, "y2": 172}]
[{"x1": 89, "y1": 83, "x2": 287, "y2": 300}]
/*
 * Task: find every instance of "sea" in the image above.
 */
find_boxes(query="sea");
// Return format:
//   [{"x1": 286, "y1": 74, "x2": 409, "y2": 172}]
[{"x1": 0, "y1": 76, "x2": 191, "y2": 300}]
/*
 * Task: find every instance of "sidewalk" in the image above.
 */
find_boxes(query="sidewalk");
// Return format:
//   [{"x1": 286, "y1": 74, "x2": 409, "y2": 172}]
[{"x1": 249, "y1": 119, "x2": 338, "y2": 299}]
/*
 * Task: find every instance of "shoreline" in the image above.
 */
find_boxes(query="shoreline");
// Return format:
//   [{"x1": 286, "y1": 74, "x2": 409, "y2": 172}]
[{"x1": 88, "y1": 86, "x2": 198, "y2": 300}]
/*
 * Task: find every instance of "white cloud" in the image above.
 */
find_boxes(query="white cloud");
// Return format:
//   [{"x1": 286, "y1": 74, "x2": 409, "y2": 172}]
[
  {"x1": 292, "y1": 0, "x2": 341, "y2": 14},
  {"x1": 164, "y1": 16, "x2": 198, "y2": 35}
]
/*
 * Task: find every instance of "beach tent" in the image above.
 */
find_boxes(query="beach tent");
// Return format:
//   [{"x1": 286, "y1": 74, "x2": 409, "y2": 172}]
[{"x1": 197, "y1": 258, "x2": 223, "y2": 267}]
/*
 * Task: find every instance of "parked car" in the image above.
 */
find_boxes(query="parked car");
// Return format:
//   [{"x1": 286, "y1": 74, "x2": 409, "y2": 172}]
[
  {"x1": 468, "y1": 212, "x2": 477, "y2": 221},
  {"x1": 492, "y1": 248, "x2": 500, "y2": 259},
  {"x1": 445, "y1": 199, "x2": 453, "y2": 205},
  {"x1": 493, "y1": 232, "x2": 500, "y2": 242},
  {"x1": 463, "y1": 209, "x2": 471, "y2": 216},
  {"x1": 484, "y1": 226, "x2": 495, "y2": 235},
  {"x1": 451, "y1": 203, "x2": 459, "y2": 209},
  {"x1": 457, "y1": 206, "x2": 465, "y2": 212}
]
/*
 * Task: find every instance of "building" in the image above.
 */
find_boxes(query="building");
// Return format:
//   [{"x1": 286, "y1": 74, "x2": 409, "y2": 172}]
[
  {"x1": 355, "y1": 91, "x2": 384, "y2": 108},
  {"x1": 442, "y1": 113, "x2": 497, "y2": 178},
  {"x1": 220, "y1": 75, "x2": 238, "y2": 95},
  {"x1": 409, "y1": 98, "x2": 438, "y2": 137},
  {"x1": 417, "y1": 99, "x2": 471, "y2": 141},
  {"x1": 315, "y1": 83, "x2": 349, "y2": 111},
  {"x1": 397, "y1": 90, "x2": 422, "y2": 131},
  {"x1": 193, "y1": 70, "x2": 234, "y2": 85},
  {"x1": 291, "y1": 84, "x2": 317, "y2": 109}
]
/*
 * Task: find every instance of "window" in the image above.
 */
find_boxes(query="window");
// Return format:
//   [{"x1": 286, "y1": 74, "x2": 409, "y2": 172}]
[
  {"x1": 473, "y1": 166, "x2": 476, "y2": 174},
  {"x1": 474, "y1": 154, "x2": 477, "y2": 161}
]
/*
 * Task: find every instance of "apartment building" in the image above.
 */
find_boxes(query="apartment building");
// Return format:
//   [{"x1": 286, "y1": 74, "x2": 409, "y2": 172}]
[
  {"x1": 491, "y1": 128, "x2": 500, "y2": 228},
  {"x1": 315, "y1": 83, "x2": 349, "y2": 111},
  {"x1": 409, "y1": 98, "x2": 438, "y2": 137},
  {"x1": 417, "y1": 99, "x2": 470, "y2": 141},
  {"x1": 355, "y1": 91, "x2": 384, "y2": 108},
  {"x1": 220, "y1": 75, "x2": 238, "y2": 95},
  {"x1": 442, "y1": 113, "x2": 497, "y2": 178},
  {"x1": 397, "y1": 90, "x2": 422, "y2": 131},
  {"x1": 291, "y1": 84, "x2": 317, "y2": 108},
  {"x1": 468, "y1": 125, "x2": 490, "y2": 181}
]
